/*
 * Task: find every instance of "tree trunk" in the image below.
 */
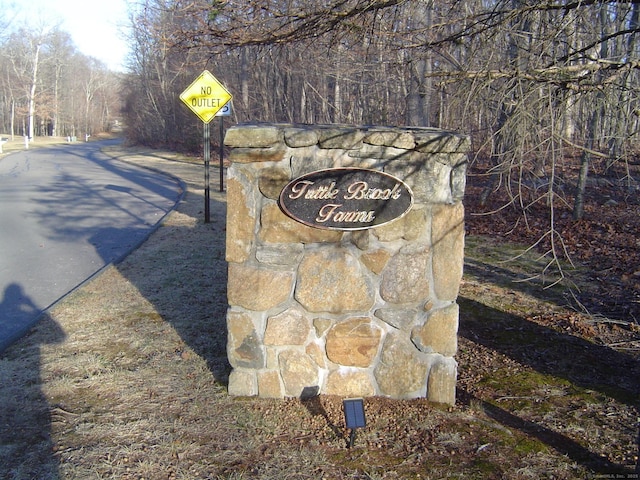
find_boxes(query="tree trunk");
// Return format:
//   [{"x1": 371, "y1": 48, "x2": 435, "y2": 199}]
[
  {"x1": 10, "y1": 98, "x2": 14, "y2": 140},
  {"x1": 240, "y1": 48, "x2": 249, "y2": 120},
  {"x1": 28, "y1": 41, "x2": 41, "y2": 140},
  {"x1": 573, "y1": 106, "x2": 598, "y2": 220},
  {"x1": 406, "y1": 57, "x2": 428, "y2": 126},
  {"x1": 573, "y1": 150, "x2": 590, "y2": 220}
]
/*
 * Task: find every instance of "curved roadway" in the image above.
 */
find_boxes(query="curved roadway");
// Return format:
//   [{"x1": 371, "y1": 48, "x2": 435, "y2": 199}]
[{"x1": 0, "y1": 139, "x2": 183, "y2": 352}]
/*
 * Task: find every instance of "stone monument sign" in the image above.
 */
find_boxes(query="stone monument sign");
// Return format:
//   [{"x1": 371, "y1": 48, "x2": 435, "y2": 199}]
[{"x1": 224, "y1": 123, "x2": 469, "y2": 404}]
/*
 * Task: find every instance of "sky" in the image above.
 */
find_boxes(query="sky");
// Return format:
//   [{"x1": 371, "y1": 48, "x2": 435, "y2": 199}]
[{"x1": 9, "y1": 0, "x2": 131, "y2": 71}]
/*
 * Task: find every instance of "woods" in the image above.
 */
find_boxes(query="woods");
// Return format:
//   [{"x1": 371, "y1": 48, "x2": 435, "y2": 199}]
[
  {"x1": 123, "y1": 0, "x2": 640, "y2": 209},
  {"x1": 0, "y1": 22, "x2": 121, "y2": 141}
]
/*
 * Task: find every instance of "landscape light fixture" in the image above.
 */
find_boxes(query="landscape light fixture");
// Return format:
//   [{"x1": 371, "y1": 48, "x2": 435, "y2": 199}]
[{"x1": 343, "y1": 398, "x2": 366, "y2": 448}]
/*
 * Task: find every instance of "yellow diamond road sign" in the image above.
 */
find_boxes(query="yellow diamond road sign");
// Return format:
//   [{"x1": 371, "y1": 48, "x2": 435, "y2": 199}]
[{"x1": 180, "y1": 70, "x2": 232, "y2": 124}]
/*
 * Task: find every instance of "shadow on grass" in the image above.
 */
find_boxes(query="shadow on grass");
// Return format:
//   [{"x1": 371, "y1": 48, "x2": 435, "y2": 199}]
[
  {"x1": 458, "y1": 295, "x2": 640, "y2": 474},
  {"x1": 300, "y1": 386, "x2": 346, "y2": 446},
  {"x1": 457, "y1": 388, "x2": 626, "y2": 474},
  {"x1": 463, "y1": 260, "x2": 568, "y2": 306},
  {"x1": 0, "y1": 310, "x2": 65, "y2": 479},
  {"x1": 112, "y1": 178, "x2": 232, "y2": 385},
  {"x1": 459, "y1": 296, "x2": 640, "y2": 404}
]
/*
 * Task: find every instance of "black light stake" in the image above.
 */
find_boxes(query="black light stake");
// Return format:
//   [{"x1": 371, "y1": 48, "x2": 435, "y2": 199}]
[{"x1": 343, "y1": 398, "x2": 366, "y2": 448}]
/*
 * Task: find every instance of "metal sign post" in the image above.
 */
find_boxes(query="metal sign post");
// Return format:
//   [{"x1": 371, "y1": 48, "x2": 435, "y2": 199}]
[
  {"x1": 204, "y1": 121, "x2": 211, "y2": 222},
  {"x1": 179, "y1": 70, "x2": 232, "y2": 222},
  {"x1": 215, "y1": 102, "x2": 232, "y2": 192},
  {"x1": 219, "y1": 117, "x2": 224, "y2": 192}
]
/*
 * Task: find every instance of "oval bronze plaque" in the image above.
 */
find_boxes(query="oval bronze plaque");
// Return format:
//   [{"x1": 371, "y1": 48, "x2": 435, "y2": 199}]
[{"x1": 278, "y1": 168, "x2": 414, "y2": 231}]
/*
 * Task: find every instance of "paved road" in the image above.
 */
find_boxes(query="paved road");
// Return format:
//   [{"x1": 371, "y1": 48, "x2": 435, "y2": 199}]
[{"x1": 0, "y1": 139, "x2": 183, "y2": 352}]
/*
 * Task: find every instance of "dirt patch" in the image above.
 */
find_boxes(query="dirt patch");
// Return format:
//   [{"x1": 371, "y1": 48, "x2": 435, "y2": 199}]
[{"x1": 0, "y1": 147, "x2": 638, "y2": 479}]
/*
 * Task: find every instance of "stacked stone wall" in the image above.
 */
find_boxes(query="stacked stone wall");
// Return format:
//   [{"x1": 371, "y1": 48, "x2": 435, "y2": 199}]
[{"x1": 224, "y1": 123, "x2": 469, "y2": 404}]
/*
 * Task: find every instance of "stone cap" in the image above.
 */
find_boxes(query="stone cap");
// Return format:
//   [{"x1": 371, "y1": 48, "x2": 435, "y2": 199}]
[{"x1": 224, "y1": 123, "x2": 471, "y2": 154}]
